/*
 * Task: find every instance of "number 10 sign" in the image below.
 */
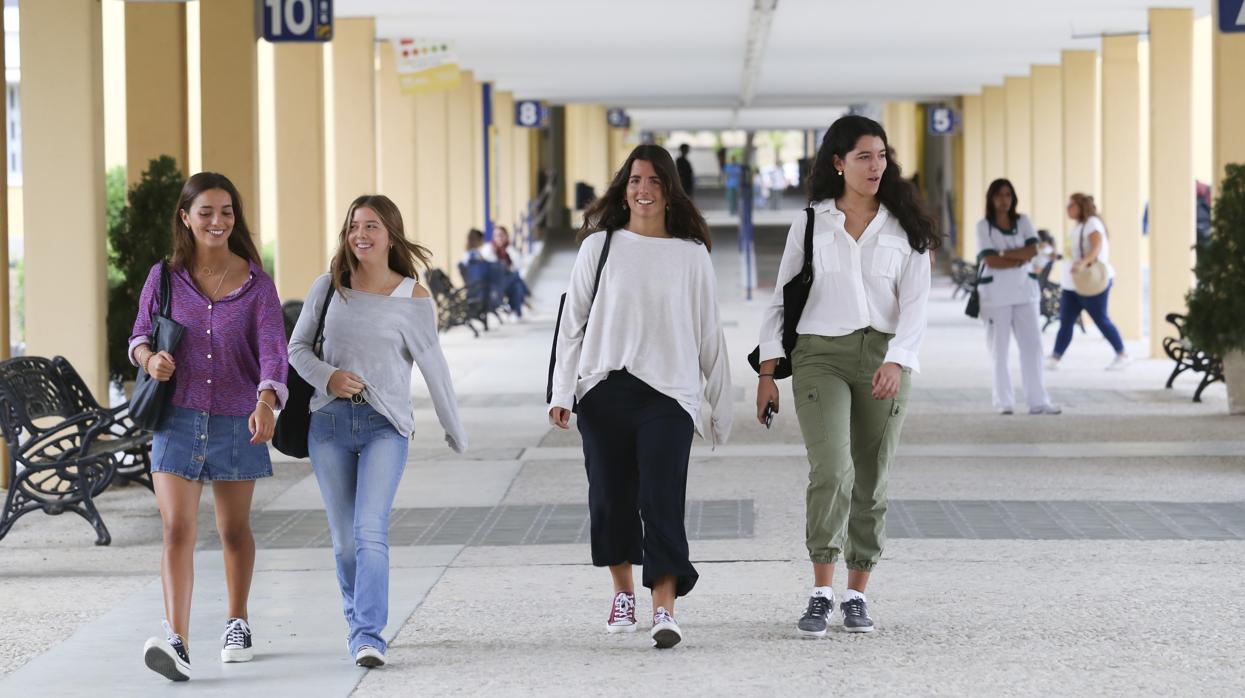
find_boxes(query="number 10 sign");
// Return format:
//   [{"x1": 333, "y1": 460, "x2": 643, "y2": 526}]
[{"x1": 261, "y1": 0, "x2": 334, "y2": 43}]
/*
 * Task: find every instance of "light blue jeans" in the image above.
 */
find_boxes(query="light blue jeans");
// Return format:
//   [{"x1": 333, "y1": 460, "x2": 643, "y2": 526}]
[{"x1": 308, "y1": 399, "x2": 409, "y2": 655}]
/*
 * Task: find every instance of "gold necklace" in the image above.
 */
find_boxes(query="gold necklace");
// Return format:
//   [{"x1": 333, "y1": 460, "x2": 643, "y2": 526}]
[{"x1": 208, "y1": 262, "x2": 232, "y2": 300}]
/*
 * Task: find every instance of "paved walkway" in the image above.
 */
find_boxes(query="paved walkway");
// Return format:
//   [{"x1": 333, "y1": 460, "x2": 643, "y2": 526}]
[{"x1": 2, "y1": 221, "x2": 1243, "y2": 696}]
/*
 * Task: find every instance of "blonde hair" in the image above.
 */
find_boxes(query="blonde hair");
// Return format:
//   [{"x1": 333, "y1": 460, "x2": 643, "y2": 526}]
[{"x1": 329, "y1": 195, "x2": 433, "y2": 298}]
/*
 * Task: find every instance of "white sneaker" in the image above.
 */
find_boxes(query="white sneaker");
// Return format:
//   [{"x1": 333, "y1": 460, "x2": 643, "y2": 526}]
[
  {"x1": 1029, "y1": 404, "x2": 1063, "y2": 415},
  {"x1": 1045, "y1": 356, "x2": 1060, "y2": 371},
  {"x1": 1105, "y1": 354, "x2": 1132, "y2": 371},
  {"x1": 606, "y1": 591, "x2": 637, "y2": 633},
  {"x1": 220, "y1": 617, "x2": 253, "y2": 663},
  {"x1": 651, "y1": 607, "x2": 682, "y2": 649},
  {"x1": 143, "y1": 621, "x2": 191, "y2": 681},
  {"x1": 355, "y1": 645, "x2": 386, "y2": 668}
]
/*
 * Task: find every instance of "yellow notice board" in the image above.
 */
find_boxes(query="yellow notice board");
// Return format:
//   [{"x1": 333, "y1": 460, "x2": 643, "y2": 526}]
[{"x1": 395, "y1": 39, "x2": 461, "y2": 94}]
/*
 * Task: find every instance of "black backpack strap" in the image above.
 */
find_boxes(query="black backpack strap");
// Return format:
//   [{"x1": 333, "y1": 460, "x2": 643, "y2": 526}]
[
  {"x1": 312, "y1": 278, "x2": 336, "y2": 358},
  {"x1": 157, "y1": 260, "x2": 172, "y2": 317},
  {"x1": 800, "y1": 207, "x2": 815, "y2": 282},
  {"x1": 589, "y1": 230, "x2": 614, "y2": 304}
]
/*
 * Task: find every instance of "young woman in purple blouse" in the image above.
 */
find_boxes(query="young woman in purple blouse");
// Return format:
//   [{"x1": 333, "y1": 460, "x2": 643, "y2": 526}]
[{"x1": 129, "y1": 172, "x2": 288, "y2": 682}]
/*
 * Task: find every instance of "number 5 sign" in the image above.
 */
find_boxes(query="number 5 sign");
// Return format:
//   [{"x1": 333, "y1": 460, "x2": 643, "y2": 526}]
[
  {"x1": 927, "y1": 106, "x2": 956, "y2": 136},
  {"x1": 261, "y1": 0, "x2": 333, "y2": 42}
]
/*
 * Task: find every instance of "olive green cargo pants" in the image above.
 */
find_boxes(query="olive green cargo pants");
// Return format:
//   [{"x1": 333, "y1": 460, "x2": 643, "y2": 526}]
[{"x1": 791, "y1": 330, "x2": 911, "y2": 571}]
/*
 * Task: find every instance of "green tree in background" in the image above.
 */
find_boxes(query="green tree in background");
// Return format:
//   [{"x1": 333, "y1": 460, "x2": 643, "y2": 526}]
[
  {"x1": 1186, "y1": 163, "x2": 1245, "y2": 358},
  {"x1": 106, "y1": 156, "x2": 184, "y2": 386}
]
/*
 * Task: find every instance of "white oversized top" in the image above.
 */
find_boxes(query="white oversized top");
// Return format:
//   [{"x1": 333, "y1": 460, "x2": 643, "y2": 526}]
[
  {"x1": 975, "y1": 214, "x2": 1041, "y2": 308},
  {"x1": 1062, "y1": 215, "x2": 1114, "y2": 291},
  {"x1": 549, "y1": 230, "x2": 733, "y2": 446},
  {"x1": 758, "y1": 199, "x2": 932, "y2": 372}
]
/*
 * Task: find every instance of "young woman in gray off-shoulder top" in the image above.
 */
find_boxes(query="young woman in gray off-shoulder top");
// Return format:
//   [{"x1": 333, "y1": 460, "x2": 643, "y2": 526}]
[{"x1": 288, "y1": 194, "x2": 467, "y2": 669}]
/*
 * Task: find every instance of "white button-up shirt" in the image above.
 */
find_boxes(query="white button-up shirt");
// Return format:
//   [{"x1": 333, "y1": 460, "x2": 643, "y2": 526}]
[{"x1": 758, "y1": 199, "x2": 931, "y2": 371}]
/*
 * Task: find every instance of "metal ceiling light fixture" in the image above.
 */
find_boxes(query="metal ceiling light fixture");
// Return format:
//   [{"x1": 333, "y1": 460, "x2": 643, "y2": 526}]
[{"x1": 736, "y1": 0, "x2": 779, "y2": 125}]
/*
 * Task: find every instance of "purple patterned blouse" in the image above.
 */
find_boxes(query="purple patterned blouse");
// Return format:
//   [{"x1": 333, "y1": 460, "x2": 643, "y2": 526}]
[{"x1": 128, "y1": 261, "x2": 289, "y2": 417}]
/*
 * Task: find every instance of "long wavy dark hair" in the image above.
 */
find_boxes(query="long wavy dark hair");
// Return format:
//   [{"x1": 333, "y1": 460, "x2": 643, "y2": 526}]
[
  {"x1": 806, "y1": 115, "x2": 940, "y2": 253},
  {"x1": 985, "y1": 178, "x2": 1020, "y2": 229},
  {"x1": 578, "y1": 144, "x2": 711, "y2": 251},
  {"x1": 170, "y1": 172, "x2": 262, "y2": 270}
]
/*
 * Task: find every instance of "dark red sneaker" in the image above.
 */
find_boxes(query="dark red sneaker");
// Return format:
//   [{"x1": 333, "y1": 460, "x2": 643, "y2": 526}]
[{"x1": 606, "y1": 591, "x2": 637, "y2": 633}]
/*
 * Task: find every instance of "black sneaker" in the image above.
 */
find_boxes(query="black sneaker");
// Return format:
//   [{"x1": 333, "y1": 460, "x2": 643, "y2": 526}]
[
  {"x1": 840, "y1": 596, "x2": 874, "y2": 633},
  {"x1": 797, "y1": 594, "x2": 834, "y2": 638},
  {"x1": 143, "y1": 621, "x2": 191, "y2": 681},
  {"x1": 221, "y1": 617, "x2": 253, "y2": 663}
]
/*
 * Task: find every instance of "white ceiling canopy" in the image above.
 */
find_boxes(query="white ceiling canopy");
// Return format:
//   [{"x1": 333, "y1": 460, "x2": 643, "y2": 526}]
[{"x1": 340, "y1": 0, "x2": 1212, "y2": 126}]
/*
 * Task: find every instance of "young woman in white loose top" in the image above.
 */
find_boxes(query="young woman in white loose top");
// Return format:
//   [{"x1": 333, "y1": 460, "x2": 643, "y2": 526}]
[{"x1": 548, "y1": 144, "x2": 732, "y2": 650}]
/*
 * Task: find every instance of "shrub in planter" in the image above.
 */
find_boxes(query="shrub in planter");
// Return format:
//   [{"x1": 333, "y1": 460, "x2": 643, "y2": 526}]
[
  {"x1": 1185, "y1": 163, "x2": 1245, "y2": 412},
  {"x1": 106, "y1": 156, "x2": 184, "y2": 386}
]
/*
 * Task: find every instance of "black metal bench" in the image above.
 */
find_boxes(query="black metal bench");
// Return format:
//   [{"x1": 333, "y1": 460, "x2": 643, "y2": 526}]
[
  {"x1": 428, "y1": 268, "x2": 484, "y2": 337},
  {"x1": 0, "y1": 356, "x2": 153, "y2": 546},
  {"x1": 1162, "y1": 313, "x2": 1224, "y2": 402}
]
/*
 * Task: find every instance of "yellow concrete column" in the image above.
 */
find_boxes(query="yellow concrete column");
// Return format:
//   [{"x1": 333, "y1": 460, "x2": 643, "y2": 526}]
[
  {"x1": 271, "y1": 43, "x2": 327, "y2": 299},
  {"x1": 446, "y1": 73, "x2": 479, "y2": 260},
  {"x1": 412, "y1": 90, "x2": 452, "y2": 273},
  {"x1": 493, "y1": 91, "x2": 516, "y2": 229},
  {"x1": 564, "y1": 104, "x2": 611, "y2": 213},
  {"x1": 375, "y1": 41, "x2": 417, "y2": 229},
  {"x1": 959, "y1": 94, "x2": 984, "y2": 260},
  {"x1": 1213, "y1": 3, "x2": 1245, "y2": 189},
  {"x1": 884, "y1": 101, "x2": 918, "y2": 177},
  {"x1": 982, "y1": 85, "x2": 1006, "y2": 184},
  {"x1": 1030, "y1": 65, "x2": 1064, "y2": 235},
  {"x1": 609, "y1": 128, "x2": 628, "y2": 175},
  {"x1": 325, "y1": 18, "x2": 376, "y2": 256},
  {"x1": 1004, "y1": 76, "x2": 1033, "y2": 208},
  {"x1": 124, "y1": 2, "x2": 187, "y2": 184},
  {"x1": 1061, "y1": 50, "x2": 1100, "y2": 238},
  {"x1": 1148, "y1": 8, "x2": 1196, "y2": 356},
  {"x1": 1101, "y1": 36, "x2": 1145, "y2": 342},
  {"x1": 20, "y1": 0, "x2": 108, "y2": 397},
  {"x1": 510, "y1": 127, "x2": 534, "y2": 231},
  {"x1": 198, "y1": 0, "x2": 260, "y2": 230}
]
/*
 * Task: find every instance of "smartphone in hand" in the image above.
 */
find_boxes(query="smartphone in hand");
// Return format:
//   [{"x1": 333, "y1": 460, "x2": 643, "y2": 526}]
[{"x1": 763, "y1": 401, "x2": 775, "y2": 429}]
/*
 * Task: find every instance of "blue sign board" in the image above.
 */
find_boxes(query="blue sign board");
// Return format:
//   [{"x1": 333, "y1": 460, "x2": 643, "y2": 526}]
[
  {"x1": 1221, "y1": 0, "x2": 1245, "y2": 32},
  {"x1": 514, "y1": 100, "x2": 548, "y2": 128},
  {"x1": 261, "y1": 0, "x2": 333, "y2": 43},
  {"x1": 607, "y1": 108, "x2": 631, "y2": 129},
  {"x1": 927, "y1": 106, "x2": 956, "y2": 136}
]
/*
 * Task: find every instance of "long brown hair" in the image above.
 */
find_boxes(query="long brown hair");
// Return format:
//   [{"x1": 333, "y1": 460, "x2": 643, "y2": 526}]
[
  {"x1": 329, "y1": 194, "x2": 433, "y2": 297},
  {"x1": 577, "y1": 144, "x2": 711, "y2": 251},
  {"x1": 170, "y1": 172, "x2": 262, "y2": 270}
]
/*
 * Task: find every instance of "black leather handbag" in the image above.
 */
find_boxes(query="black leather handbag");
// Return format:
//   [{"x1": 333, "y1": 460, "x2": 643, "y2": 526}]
[
  {"x1": 273, "y1": 281, "x2": 336, "y2": 458},
  {"x1": 130, "y1": 262, "x2": 186, "y2": 432},
  {"x1": 747, "y1": 207, "x2": 815, "y2": 380},
  {"x1": 546, "y1": 230, "x2": 613, "y2": 411}
]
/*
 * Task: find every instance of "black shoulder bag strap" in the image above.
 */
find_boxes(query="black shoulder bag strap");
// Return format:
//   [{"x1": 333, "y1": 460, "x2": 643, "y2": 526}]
[
  {"x1": 546, "y1": 230, "x2": 614, "y2": 404},
  {"x1": 312, "y1": 279, "x2": 336, "y2": 359},
  {"x1": 800, "y1": 206, "x2": 815, "y2": 279}
]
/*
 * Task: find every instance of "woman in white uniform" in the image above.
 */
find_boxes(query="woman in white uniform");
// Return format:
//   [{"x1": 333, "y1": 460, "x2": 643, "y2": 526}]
[{"x1": 976, "y1": 178, "x2": 1060, "y2": 415}]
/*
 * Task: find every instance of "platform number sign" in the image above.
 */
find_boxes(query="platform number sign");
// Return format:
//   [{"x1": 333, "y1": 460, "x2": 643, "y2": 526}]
[
  {"x1": 262, "y1": 0, "x2": 333, "y2": 43},
  {"x1": 607, "y1": 108, "x2": 631, "y2": 129},
  {"x1": 515, "y1": 100, "x2": 547, "y2": 128},
  {"x1": 927, "y1": 106, "x2": 956, "y2": 136},
  {"x1": 1220, "y1": 0, "x2": 1245, "y2": 32}
]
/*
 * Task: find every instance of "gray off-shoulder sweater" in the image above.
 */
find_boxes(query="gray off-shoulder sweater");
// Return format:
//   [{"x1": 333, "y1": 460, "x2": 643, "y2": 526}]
[{"x1": 288, "y1": 273, "x2": 467, "y2": 452}]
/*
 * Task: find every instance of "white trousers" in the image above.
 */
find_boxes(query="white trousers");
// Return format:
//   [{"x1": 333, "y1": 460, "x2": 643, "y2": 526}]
[{"x1": 981, "y1": 301, "x2": 1051, "y2": 410}]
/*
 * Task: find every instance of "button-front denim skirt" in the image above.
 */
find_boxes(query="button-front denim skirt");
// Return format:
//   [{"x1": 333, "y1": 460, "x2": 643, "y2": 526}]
[{"x1": 150, "y1": 405, "x2": 273, "y2": 481}]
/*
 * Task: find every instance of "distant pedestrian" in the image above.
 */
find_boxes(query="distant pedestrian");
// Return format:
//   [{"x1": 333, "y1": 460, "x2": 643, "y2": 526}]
[
  {"x1": 976, "y1": 178, "x2": 1060, "y2": 415},
  {"x1": 724, "y1": 156, "x2": 741, "y2": 215},
  {"x1": 1047, "y1": 193, "x2": 1131, "y2": 371},
  {"x1": 549, "y1": 144, "x2": 732, "y2": 649},
  {"x1": 755, "y1": 115, "x2": 938, "y2": 638},
  {"x1": 289, "y1": 195, "x2": 467, "y2": 669},
  {"x1": 676, "y1": 143, "x2": 695, "y2": 198}
]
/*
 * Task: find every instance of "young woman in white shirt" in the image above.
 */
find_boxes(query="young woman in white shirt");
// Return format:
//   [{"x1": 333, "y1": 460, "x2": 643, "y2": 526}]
[
  {"x1": 1048, "y1": 193, "x2": 1130, "y2": 370},
  {"x1": 755, "y1": 115, "x2": 938, "y2": 637},
  {"x1": 549, "y1": 144, "x2": 732, "y2": 650},
  {"x1": 976, "y1": 178, "x2": 1060, "y2": 415}
]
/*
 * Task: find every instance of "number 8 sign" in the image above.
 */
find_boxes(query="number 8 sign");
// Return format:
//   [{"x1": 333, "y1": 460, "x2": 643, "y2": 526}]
[{"x1": 515, "y1": 100, "x2": 547, "y2": 128}]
